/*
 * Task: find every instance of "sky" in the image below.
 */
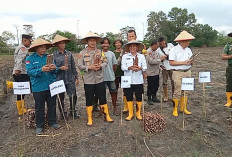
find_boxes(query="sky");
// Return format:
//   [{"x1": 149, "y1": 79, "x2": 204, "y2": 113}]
[{"x1": 0, "y1": 0, "x2": 231, "y2": 41}]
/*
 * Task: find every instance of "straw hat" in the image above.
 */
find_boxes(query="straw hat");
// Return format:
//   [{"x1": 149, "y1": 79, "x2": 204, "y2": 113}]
[
  {"x1": 123, "y1": 40, "x2": 145, "y2": 52},
  {"x1": 52, "y1": 34, "x2": 70, "y2": 45},
  {"x1": 174, "y1": 30, "x2": 195, "y2": 42},
  {"x1": 228, "y1": 33, "x2": 232, "y2": 37},
  {"x1": 81, "y1": 31, "x2": 102, "y2": 44},
  {"x1": 28, "y1": 38, "x2": 52, "y2": 52}
]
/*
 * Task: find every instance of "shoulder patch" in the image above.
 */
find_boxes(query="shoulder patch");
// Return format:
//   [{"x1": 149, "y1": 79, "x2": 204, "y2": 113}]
[{"x1": 78, "y1": 53, "x2": 82, "y2": 59}]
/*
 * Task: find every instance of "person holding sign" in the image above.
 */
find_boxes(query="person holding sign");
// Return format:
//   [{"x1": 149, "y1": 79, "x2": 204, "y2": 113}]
[
  {"x1": 121, "y1": 40, "x2": 147, "y2": 121},
  {"x1": 146, "y1": 40, "x2": 166, "y2": 105},
  {"x1": 12, "y1": 34, "x2": 32, "y2": 116},
  {"x1": 169, "y1": 30, "x2": 195, "y2": 117},
  {"x1": 221, "y1": 32, "x2": 232, "y2": 107},
  {"x1": 26, "y1": 38, "x2": 60, "y2": 135},
  {"x1": 52, "y1": 35, "x2": 79, "y2": 119},
  {"x1": 78, "y1": 31, "x2": 113, "y2": 126}
]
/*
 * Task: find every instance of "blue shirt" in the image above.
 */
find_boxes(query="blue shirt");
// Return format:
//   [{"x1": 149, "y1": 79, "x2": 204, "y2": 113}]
[{"x1": 26, "y1": 52, "x2": 57, "y2": 92}]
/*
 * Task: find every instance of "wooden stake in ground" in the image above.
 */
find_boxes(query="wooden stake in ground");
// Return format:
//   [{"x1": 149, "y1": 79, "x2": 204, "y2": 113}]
[
  {"x1": 121, "y1": 88, "x2": 123, "y2": 124},
  {"x1": 182, "y1": 91, "x2": 186, "y2": 130},
  {"x1": 202, "y1": 82, "x2": 206, "y2": 118},
  {"x1": 72, "y1": 94, "x2": 74, "y2": 121},
  {"x1": 21, "y1": 94, "x2": 26, "y2": 135},
  {"x1": 160, "y1": 93, "x2": 163, "y2": 114},
  {"x1": 57, "y1": 94, "x2": 72, "y2": 130},
  {"x1": 142, "y1": 93, "x2": 145, "y2": 131}
]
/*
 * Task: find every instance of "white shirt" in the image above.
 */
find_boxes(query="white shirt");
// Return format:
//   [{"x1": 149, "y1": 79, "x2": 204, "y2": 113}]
[
  {"x1": 121, "y1": 52, "x2": 147, "y2": 84},
  {"x1": 169, "y1": 44, "x2": 193, "y2": 70},
  {"x1": 157, "y1": 43, "x2": 174, "y2": 70}
]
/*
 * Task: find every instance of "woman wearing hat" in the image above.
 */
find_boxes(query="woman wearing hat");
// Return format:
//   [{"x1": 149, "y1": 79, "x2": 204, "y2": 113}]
[
  {"x1": 169, "y1": 30, "x2": 195, "y2": 117},
  {"x1": 52, "y1": 35, "x2": 79, "y2": 120},
  {"x1": 121, "y1": 40, "x2": 147, "y2": 121},
  {"x1": 78, "y1": 31, "x2": 114, "y2": 126},
  {"x1": 26, "y1": 38, "x2": 60, "y2": 135},
  {"x1": 221, "y1": 32, "x2": 232, "y2": 107}
]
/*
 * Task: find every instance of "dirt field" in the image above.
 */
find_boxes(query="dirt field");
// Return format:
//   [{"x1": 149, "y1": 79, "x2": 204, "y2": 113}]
[{"x1": 0, "y1": 47, "x2": 232, "y2": 157}]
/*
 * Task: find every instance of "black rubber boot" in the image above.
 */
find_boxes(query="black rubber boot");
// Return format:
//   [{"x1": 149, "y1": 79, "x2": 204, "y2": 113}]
[{"x1": 147, "y1": 97, "x2": 154, "y2": 105}]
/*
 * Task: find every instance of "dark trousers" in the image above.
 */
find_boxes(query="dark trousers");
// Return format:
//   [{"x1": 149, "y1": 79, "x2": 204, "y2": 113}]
[
  {"x1": 147, "y1": 75, "x2": 159, "y2": 98},
  {"x1": 124, "y1": 84, "x2": 143, "y2": 101},
  {"x1": 57, "y1": 83, "x2": 77, "y2": 113},
  {"x1": 226, "y1": 65, "x2": 232, "y2": 92},
  {"x1": 84, "y1": 82, "x2": 106, "y2": 106},
  {"x1": 13, "y1": 74, "x2": 30, "y2": 100},
  {"x1": 33, "y1": 90, "x2": 57, "y2": 128}
]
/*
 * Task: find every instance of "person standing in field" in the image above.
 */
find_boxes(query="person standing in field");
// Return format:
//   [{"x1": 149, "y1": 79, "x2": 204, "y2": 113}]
[
  {"x1": 221, "y1": 32, "x2": 232, "y2": 108},
  {"x1": 169, "y1": 30, "x2": 195, "y2": 117}
]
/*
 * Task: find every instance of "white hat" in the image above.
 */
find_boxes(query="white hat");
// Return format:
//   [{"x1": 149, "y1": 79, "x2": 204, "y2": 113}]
[{"x1": 174, "y1": 30, "x2": 195, "y2": 42}]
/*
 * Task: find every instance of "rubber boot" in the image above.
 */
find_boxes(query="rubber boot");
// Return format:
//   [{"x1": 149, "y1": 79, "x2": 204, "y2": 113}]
[
  {"x1": 110, "y1": 92, "x2": 118, "y2": 115},
  {"x1": 125, "y1": 101, "x2": 134, "y2": 121},
  {"x1": 123, "y1": 96, "x2": 128, "y2": 113},
  {"x1": 16, "y1": 100, "x2": 27, "y2": 116},
  {"x1": 147, "y1": 96, "x2": 154, "y2": 105},
  {"x1": 180, "y1": 96, "x2": 191, "y2": 115},
  {"x1": 6, "y1": 81, "x2": 13, "y2": 90},
  {"x1": 172, "y1": 99, "x2": 179, "y2": 117},
  {"x1": 100, "y1": 104, "x2": 114, "y2": 123},
  {"x1": 136, "y1": 101, "x2": 142, "y2": 120},
  {"x1": 224, "y1": 92, "x2": 232, "y2": 107},
  {"x1": 163, "y1": 86, "x2": 168, "y2": 102},
  {"x1": 86, "y1": 106, "x2": 93, "y2": 126}
]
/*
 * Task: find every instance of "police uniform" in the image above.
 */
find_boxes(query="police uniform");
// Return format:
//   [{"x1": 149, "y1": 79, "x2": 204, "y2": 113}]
[
  {"x1": 78, "y1": 31, "x2": 113, "y2": 126},
  {"x1": 169, "y1": 30, "x2": 195, "y2": 117},
  {"x1": 223, "y1": 41, "x2": 232, "y2": 107},
  {"x1": 121, "y1": 40, "x2": 147, "y2": 121},
  {"x1": 13, "y1": 36, "x2": 31, "y2": 116}
]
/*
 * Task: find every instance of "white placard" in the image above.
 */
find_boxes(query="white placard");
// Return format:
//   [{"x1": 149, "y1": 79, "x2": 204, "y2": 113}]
[
  {"x1": 121, "y1": 76, "x2": 131, "y2": 88},
  {"x1": 181, "y1": 78, "x2": 194, "y2": 91},
  {"x1": 49, "y1": 80, "x2": 66, "y2": 97},
  {"x1": 199, "y1": 72, "x2": 211, "y2": 83},
  {"x1": 13, "y1": 82, "x2": 31, "y2": 95}
]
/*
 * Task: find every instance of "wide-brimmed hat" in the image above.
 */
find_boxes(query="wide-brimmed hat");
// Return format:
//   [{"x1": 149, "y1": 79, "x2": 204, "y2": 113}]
[
  {"x1": 28, "y1": 38, "x2": 52, "y2": 52},
  {"x1": 123, "y1": 40, "x2": 145, "y2": 52},
  {"x1": 174, "y1": 30, "x2": 195, "y2": 42},
  {"x1": 81, "y1": 31, "x2": 102, "y2": 44},
  {"x1": 228, "y1": 33, "x2": 232, "y2": 37},
  {"x1": 52, "y1": 34, "x2": 70, "y2": 45}
]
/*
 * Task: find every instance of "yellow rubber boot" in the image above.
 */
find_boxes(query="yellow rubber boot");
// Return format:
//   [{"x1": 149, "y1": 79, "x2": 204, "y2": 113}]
[
  {"x1": 180, "y1": 96, "x2": 191, "y2": 115},
  {"x1": 172, "y1": 99, "x2": 179, "y2": 117},
  {"x1": 136, "y1": 101, "x2": 142, "y2": 120},
  {"x1": 86, "y1": 106, "x2": 93, "y2": 126},
  {"x1": 123, "y1": 96, "x2": 128, "y2": 113},
  {"x1": 224, "y1": 92, "x2": 232, "y2": 107},
  {"x1": 100, "y1": 104, "x2": 114, "y2": 123},
  {"x1": 6, "y1": 81, "x2": 13, "y2": 90},
  {"x1": 126, "y1": 101, "x2": 134, "y2": 121}
]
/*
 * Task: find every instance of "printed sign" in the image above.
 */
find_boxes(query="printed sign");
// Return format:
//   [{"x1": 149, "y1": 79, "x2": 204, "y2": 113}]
[
  {"x1": 181, "y1": 78, "x2": 194, "y2": 91},
  {"x1": 49, "y1": 80, "x2": 66, "y2": 97},
  {"x1": 199, "y1": 72, "x2": 211, "y2": 83},
  {"x1": 13, "y1": 82, "x2": 31, "y2": 95},
  {"x1": 121, "y1": 76, "x2": 131, "y2": 88}
]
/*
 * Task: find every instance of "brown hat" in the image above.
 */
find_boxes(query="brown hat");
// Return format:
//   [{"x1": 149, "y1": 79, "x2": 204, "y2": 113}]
[
  {"x1": 52, "y1": 34, "x2": 70, "y2": 45},
  {"x1": 81, "y1": 31, "x2": 102, "y2": 44},
  {"x1": 28, "y1": 38, "x2": 52, "y2": 52},
  {"x1": 174, "y1": 30, "x2": 195, "y2": 42},
  {"x1": 123, "y1": 40, "x2": 145, "y2": 52},
  {"x1": 228, "y1": 33, "x2": 232, "y2": 37}
]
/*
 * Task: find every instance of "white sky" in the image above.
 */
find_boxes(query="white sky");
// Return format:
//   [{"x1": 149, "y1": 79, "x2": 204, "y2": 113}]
[{"x1": 0, "y1": 0, "x2": 231, "y2": 41}]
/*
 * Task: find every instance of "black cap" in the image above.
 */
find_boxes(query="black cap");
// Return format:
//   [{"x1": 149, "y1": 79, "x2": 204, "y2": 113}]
[
  {"x1": 22, "y1": 34, "x2": 32, "y2": 39},
  {"x1": 228, "y1": 33, "x2": 232, "y2": 37}
]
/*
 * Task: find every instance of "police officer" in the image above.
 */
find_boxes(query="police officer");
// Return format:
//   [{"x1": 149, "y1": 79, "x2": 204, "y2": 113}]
[
  {"x1": 222, "y1": 32, "x2": 232, "y2": 107},
  {"x1": 26, "y1": 38, "x2": 60, "y2": 135},
  {"x1": 52, "y1": 35, "x2": 79, "y2": 119},
  {"x1": 13, "y1": 34, "x2": 32, "y2": 116},
  {"x1": 169, "y1": 30, "x2": 195, "y2": 117},
  {"x1": 78, "y1": 31, "x2": 113, "y2": 126}
]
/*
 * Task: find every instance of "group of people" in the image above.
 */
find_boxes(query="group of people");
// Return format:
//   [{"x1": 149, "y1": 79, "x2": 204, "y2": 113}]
[{"x1": 12, "y1": 28, "x2": 232, "y2": 135}]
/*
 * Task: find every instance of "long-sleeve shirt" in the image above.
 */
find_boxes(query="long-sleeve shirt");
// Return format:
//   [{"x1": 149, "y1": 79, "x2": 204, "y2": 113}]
[
  {"x1": 78, "y1": 48, "x2": 107, "y2": 84},
  {"x1": 13, "y1": 44, "x2": 29, "y2": 74},
  {"x1": 53, "y1": 50, "x2": 78, "y2": 84},
  {"x1": 26, "y1": 52, "x2": 57, "y2": 92},
  {"x1": 146, "y1": 47, "x2": 161, "y2": 76},
  {"x1": 121, "y1": 52, "x2": 147, "y2": 84}
]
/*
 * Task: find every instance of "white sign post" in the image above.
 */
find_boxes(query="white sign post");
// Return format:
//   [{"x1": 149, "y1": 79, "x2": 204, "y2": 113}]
[
  {"x1": 199, "y1": 72, "x2": 211, "y2": 118},
  {"x1": 13, "y1": 82, "x2": 31, "y2": 95}
]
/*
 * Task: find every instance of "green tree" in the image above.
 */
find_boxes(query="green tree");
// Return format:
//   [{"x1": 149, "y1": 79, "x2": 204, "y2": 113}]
[{"x1": 1, "y1": 31, "x2": 15, "y2": 45}]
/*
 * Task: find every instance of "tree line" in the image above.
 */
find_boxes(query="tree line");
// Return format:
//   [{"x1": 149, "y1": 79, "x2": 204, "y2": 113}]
[{"x1": 0, "y1": 7, "x2": 231, "y2": 54}]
